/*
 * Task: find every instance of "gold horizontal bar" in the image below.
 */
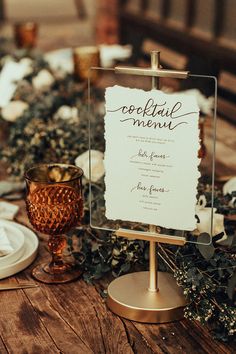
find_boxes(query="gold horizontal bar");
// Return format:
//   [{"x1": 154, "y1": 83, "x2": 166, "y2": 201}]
[
  {"x1": 116, "y1": 228, "x2": 186, "y2": 246},
  {"x1": 115, "y1": 66, "x2": 189, "y2": 79}
]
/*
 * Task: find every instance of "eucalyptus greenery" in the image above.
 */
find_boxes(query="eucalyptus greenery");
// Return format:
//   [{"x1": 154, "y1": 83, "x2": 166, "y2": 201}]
[
  {"x1": 78, "y1": 182, "x2": 236, "y2": 342},
  {"x1": 0, "y1": 58, "x2": 87, "y2": 176},
  {"x1": 0, "y1": 52, "x2": 235, "y2": 342}
]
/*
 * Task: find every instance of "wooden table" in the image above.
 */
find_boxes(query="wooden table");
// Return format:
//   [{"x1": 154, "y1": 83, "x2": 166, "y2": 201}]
[{"x1": 0, "y1": 200, "x2": 235, "y2": 354}]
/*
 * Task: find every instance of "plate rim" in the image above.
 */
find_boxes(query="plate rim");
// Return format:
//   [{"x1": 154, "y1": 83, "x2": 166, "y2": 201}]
[
  {"x1": 0, "y1": 220, "x2": 39, "y2": 279},
  {"x1": 0, "y1": 221, "x2": 25, "y2": 265}
]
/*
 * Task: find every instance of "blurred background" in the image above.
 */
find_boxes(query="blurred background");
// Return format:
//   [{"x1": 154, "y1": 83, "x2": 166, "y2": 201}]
[
  {"x1": 0, "y1": 0, "x2": 235, "y2": 179},
  {"x1": 0, "y1": 0, "x2": 235, "y2": 118}
]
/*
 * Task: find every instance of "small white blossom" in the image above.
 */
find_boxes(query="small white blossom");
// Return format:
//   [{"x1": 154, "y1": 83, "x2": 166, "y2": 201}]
[
  {"x1": 1, "y1": 100, "x2": 28, "y2": 122},
  {"x1": 55, "y1": 105, "x2": 79, "y2": 121},
  {"x1": 32, "y1": 69, "x2": 55, "y2": 91},
  {"x1": 75, "y1": 150, "x2": 105, "y2": 182}
]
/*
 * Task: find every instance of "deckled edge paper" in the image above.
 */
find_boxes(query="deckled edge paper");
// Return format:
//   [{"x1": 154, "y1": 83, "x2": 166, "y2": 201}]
[{"x1": 104, "y1": 85, "x2": 201, "y2": 231}]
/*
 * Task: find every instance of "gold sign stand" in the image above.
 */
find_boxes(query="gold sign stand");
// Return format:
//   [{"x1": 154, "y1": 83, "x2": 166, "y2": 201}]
[{"x1": 107, "y1": 51, "x2": 189, "y2": 323}]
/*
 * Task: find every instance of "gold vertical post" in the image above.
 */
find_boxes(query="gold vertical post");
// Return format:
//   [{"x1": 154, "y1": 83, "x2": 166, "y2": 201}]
[
  {"x1": 151, "y1": 50, "x2": 160, "y2": 89},
  {"x1": 148, "y1": 225, "x2": 158, "y2": 292},
  {"x1": 148, "y1": 51, "x2": 161, "y2": 293},
  {"x1": 107, "y1": 51, "x2": 188, "y2": 323}
]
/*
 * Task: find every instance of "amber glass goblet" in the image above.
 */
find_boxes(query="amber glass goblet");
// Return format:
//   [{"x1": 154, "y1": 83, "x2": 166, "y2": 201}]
[{"x1": 25, "y1": 163, "x2": 84, "y2": 284}]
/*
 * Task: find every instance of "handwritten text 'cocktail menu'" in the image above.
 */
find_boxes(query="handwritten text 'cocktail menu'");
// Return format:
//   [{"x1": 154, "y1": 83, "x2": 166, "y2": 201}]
[{"x1": 104, "y1": 86, "x2": 200, "y2": 230}]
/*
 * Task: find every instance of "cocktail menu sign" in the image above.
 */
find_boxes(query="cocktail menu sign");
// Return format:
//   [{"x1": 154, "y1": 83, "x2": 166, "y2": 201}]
[{"x1": 104, "y1": 86, "x2": 200, "y2": 230}]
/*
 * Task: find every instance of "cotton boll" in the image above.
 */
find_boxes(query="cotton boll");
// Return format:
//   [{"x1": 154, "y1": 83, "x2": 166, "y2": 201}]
[
  {"x1": 32, "y1": 69, "x2": 55, "y2": 91},
  {"x1": 223, "y1": 177, "x2": 236, "y2": 195},
  {"x1": 183, "y1": 89, "x2": 214, "y2": 115},
  {"x1": 1, "y1": 100, "x2": 29, "y2": 122},
  {"x1": 19, "y1": 58, "x2": 34, "y2": 77},
  {"x1": 75, "y1": 150, "x2": 105, "y2": 182},
  {"x1": 55, "y1": 105, "x2": 79, "y2": 121},
  {"x1": 223, "y1": 177, "x2": 236, "y2": 208}
]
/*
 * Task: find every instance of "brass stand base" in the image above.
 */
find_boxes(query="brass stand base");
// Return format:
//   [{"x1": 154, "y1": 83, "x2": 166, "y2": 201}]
[{"x1": 107, "y1": 271, "x2": 187, "y2": 323}]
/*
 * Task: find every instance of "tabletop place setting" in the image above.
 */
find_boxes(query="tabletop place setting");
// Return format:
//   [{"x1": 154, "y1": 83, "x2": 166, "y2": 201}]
[
  {"x1": 0, "y1": 206, "x2": 38, "y2": 281},
  {"x1": 0, "y1": 4, "x2": 235, "y2": 352}
]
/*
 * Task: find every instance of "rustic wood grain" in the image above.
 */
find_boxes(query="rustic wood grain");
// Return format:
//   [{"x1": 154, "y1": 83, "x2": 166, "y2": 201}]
[
  {"x1": 182, "y1": 320, "x2": 236, "y2": 354},
  {"x1": 132, "y1": 320, "x2": 235, "y2": 354},
  {"x1": 131, "y1": 321, "x2": 201, "y2": 354},
  {"x1": 0, "y1": 189, "x2": 235, "y2": 353},
  {"x1": 0, "y1": 287, "x2": 60, "y2": 353},
  {"x1": 6, "y1": 215, "x2": 134, "y2": 353},
  {"x1": 0, "y1": 335, "x2": 8, "y2": 354},
  {"x1": 121, "y1": 319, "x2": 158, "y2": 354},
  {"x1": 5, "y1": 210, "x2": 234, "y2": 354}
]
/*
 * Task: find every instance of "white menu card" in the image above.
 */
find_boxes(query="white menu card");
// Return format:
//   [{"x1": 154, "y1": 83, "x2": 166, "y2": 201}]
[{"x1": 104, "y1": 86, "x2": 200, "y2": 231}]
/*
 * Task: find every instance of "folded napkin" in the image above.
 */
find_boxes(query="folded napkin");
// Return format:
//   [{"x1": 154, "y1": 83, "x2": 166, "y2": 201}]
[
  {"x1": 0, "y1": 201, "x2": 19, "y2": 220},
  {"x1": 0, "y1": 180, "x2": 24, "y2": 198},
  {"x1": 0, "y1": 226, "x2": 13, "y2": 256}
]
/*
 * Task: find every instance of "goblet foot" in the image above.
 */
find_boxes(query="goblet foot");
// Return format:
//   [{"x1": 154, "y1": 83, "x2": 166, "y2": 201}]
[{"x1": 32, "y1": 263, "x2": 83, "y2": 284}]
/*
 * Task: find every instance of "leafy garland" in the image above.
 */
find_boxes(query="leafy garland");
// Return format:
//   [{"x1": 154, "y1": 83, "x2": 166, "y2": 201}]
[
  {"x1": 0, "y1": 51, "x2": 235, "y2": 342},
  {"x1": 79, "y1": 186, "x2": 236, "y2": 342}
]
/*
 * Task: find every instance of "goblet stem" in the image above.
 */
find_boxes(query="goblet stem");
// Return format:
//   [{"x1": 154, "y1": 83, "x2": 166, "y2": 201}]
[{"x1": 47, "y1": 235, "x2": 68, "y2": 274}]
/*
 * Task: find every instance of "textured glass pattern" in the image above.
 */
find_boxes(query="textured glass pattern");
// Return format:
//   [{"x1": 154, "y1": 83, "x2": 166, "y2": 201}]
[{"x1": 26, "y1": 185, "x2": 83, "y2": 235}]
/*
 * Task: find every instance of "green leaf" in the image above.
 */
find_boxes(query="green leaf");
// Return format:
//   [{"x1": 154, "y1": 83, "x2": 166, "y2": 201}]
[
  {"x1": 197, "y1": 232, "x2": 211, "y2": 244},
  {"x1": 231, "y1": 234, "x2": 236, "y2": 247},
  {"x1": 197, "y1": 233, "x2": 215, "y2": 260},
  {"x1": 120, "y1": 262, "x2": 131, "y2": 274}
]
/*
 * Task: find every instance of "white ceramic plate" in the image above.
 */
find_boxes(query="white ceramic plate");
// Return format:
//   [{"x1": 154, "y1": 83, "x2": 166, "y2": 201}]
[
  {"x1": 0, "y1": 220, "x2": 25, "y2": 267},
  {"x1": 0, "y1": 220, "x2": 39, "y2": 280}
]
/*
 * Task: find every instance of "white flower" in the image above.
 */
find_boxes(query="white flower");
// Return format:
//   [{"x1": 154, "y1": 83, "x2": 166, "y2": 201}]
[
  {"x1": 1, "y1": 100, "x2": 29, "y2": 122},
  {"x1": 75, "y1": 150, "x2": 105, "y2": 182},
  {"x1": 223, "y1": 177, "x2": 236, "y2": 208},
  {"x1": 55, "y1": 105, "x2": 79, "y2": 121},
  {"x1": 223, "y1": 177, "x2": 236, "y2": 195},
  {"x1": 0, "y1": 55, "x2": 14, "y2": 66},
  {"x1": 195, "y1": 206, "x2": 227, "y2": 243},
  {"x1": 44, "y1": 48, "x2": 73, "y2": 74},
  {"x1": 184, "y1": 89, "x2": 214, "y2": 115},
  {"x1": 19, "y1": 58, "x2": 34, "y2": 77},
  {"x1": 32, "y1": 69, "x2": 55, "y2": 91}
]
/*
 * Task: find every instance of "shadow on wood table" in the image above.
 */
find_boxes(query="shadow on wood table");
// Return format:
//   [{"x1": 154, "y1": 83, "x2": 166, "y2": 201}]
[{"x1": 0, "y1": 199, "x2": 235, "y2": 353}]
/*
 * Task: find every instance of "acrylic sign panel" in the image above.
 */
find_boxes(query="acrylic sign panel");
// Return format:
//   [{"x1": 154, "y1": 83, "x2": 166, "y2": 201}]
[{"x1": 88, "y1": 68, "x2": 217, "y2": 245}]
